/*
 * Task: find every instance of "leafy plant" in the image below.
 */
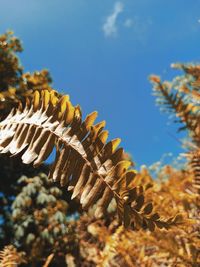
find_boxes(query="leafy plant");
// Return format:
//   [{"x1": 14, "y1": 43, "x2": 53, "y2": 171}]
[
  {"x1": 0, "y1": 89, "x2": 179, "y2": 231},
  {"x1": 0, "y1": 245, "x2": 25, "y2": 267},
  {"x1": 0, "y1": 31, "x2": 200, "y2": 266},
  {"x1": 11, "y1": 173, "x2": 77, "y2": 266}
]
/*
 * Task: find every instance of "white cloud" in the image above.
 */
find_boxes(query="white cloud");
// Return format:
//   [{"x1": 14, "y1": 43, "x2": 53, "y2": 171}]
[
  {"x1": 124, "y1": 18, "x2": 133, "y2": 28},
  {"x1": 102, "y1": 2, "x2": 124, "y2": 37}
]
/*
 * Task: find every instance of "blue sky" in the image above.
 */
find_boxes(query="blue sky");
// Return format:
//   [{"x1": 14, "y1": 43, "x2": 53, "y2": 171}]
[{"x1": 1, "y1": 0, "x2": 200, "y2": 167}]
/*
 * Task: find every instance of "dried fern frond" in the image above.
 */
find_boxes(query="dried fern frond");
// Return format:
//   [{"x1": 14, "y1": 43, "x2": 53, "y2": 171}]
[
  {"x1": 188, "y1": 149, "x2": 200, "y2": 195},
  {"x1": 0, "y1": 90, "x2": 178, "y2": 229},
  {"x1": 171, "y1": 63, "x2": 200, "y2": 80},
  {"x1": 0, "y1": 245, "x2": 25, "y2": 267},
  {"x1": 150, "y1": 75, "x2": 200, "y2": 142}
]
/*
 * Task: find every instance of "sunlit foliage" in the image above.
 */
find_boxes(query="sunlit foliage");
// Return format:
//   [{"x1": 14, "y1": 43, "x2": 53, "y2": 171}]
[{"x1": 0, "y1": 31, "x2": 200, "y2": 266}]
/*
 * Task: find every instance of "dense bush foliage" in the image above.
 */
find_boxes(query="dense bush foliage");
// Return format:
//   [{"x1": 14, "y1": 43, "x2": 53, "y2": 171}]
[{"x1": 0, "y1": 31, "x2": 199, "y2": 266}]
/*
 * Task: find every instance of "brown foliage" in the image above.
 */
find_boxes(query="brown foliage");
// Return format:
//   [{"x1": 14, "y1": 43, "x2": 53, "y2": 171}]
[
  {"x1": 0, "y1": 31, "x2": 200, "y2": 266},
  {"x1": 0, "y1": 90, "x2": 177, "y2": 230},
  {"x1": 0, "y1": 245, "x2": 25, "y2": 266}
]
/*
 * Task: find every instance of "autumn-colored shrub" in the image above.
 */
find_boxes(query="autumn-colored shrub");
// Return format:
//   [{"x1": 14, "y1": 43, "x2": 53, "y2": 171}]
[{"x1": 0, "y1": 31, "x2": 200, "y2": 266}]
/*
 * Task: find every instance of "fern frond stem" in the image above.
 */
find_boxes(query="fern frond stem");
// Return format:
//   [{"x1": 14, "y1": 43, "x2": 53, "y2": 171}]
[{"x1": 5, "y1": 118, "x2": 123, "y2": 202}]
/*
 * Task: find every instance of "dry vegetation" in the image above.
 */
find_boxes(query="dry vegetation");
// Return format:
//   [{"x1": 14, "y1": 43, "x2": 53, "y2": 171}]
[{"x1": 0, "y1": 31, "x2": 199, "y2": 266}]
